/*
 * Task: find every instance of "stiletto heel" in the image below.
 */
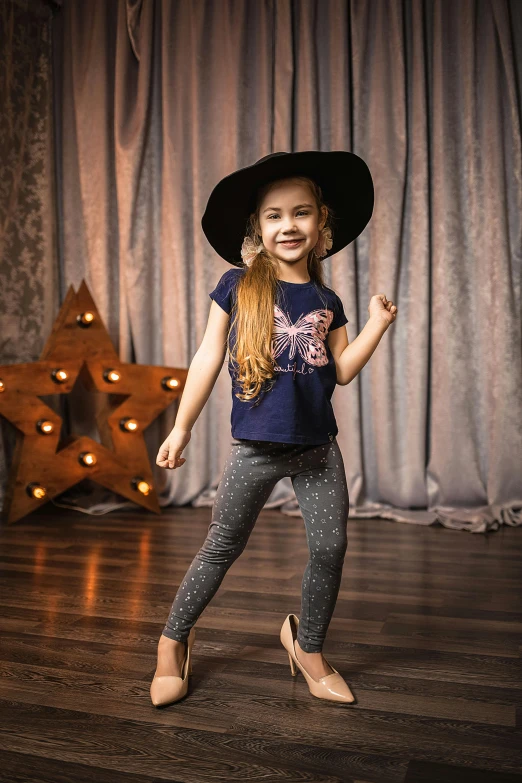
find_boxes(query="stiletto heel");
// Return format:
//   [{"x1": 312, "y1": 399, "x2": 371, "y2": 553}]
[
  {"x1": 150, "y1": 626, "x2": 196, "y2": 707},
  {"x1": 280, "y1": 614, "x2": 356, "y2": 704}
]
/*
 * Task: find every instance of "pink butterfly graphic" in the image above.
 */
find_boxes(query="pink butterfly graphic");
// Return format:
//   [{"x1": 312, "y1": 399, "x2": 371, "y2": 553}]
[{"x1": 271, "y1": 305, "x2": 333, "y2": 366}]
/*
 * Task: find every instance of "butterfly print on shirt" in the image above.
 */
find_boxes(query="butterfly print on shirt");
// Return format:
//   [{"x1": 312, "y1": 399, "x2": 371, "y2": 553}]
[{"x1": 271, "y1": 305, "x2": 334, "y2": 370}]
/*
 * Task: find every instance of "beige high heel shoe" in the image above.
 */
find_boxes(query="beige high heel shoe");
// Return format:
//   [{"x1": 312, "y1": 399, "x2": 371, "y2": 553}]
[
  {"x1": 150, "y1": 626, "x2": 196, "y2": 707},
  {"x1": 280, "y1": 614, "x2": 356, "y2": 704}
]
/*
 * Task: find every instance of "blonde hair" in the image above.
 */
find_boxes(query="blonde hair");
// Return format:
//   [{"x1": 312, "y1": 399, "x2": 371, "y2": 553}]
[{"x1": 227, "y1": 176, "x2": 336, "y2": 405}]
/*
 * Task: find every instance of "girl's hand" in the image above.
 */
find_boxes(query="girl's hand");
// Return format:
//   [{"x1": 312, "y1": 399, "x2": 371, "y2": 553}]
[
  {"x1": 368, "y1": 293, "x2": 398, "y2": 327},
  {"x1": 156, "y1": 427, "x2": 191, "y2": 469}
]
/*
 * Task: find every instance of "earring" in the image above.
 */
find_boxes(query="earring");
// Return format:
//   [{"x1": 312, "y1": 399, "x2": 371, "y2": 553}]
[
  {"x1": 313, "y1": 226, "x2": 333, "y2": 258},
  {"x1": 241, "y1": 235, "x2": 264, "y2": 267}
]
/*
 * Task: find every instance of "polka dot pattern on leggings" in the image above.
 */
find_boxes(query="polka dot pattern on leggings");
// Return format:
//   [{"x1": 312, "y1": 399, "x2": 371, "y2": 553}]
[{"x1": 161, "y1": 438, "x2": 349, "y2": 652}]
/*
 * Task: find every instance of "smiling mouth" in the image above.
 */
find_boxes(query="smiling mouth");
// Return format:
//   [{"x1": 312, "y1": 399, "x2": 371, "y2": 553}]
[{"x1": 279, "y1": 239, "x2": 304, "y2": 246}]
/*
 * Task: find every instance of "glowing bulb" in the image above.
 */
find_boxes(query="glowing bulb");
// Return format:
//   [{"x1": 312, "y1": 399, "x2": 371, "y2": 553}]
[
  {"x1": 120, "y1": 417, "x2": 139, "y2": 432},
  {"x1": 103, "y1": 368, "x2": 121, "y2": 383},
  {"x1": 36, "y1": 419, "x2": 54, "y2": 434},
  {"x1": 0, "y1": 379, "x2": 5, "y2": 393},
  {"x1": 131, "y1": 477, "x2": 151, "y2": 495},
  {"x1": 51, "y1": 369, "x2": 68, "y2": 383},
  {"x1": 162, "y1": 376, "x2": 180, "y2": 390},
  {"x1": 79, "y1": 452, "x2": 97, "y2": 466},
  {"x1": 26, "y1": 483, "x2": 47, "y2": 499},
  {"x1": 76, "y1": 311, "x2": 95, "y2": 327}
]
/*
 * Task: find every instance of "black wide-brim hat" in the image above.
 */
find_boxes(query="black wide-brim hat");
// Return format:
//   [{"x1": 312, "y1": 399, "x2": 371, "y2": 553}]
[{"x1": 201, "y1": 150, "x2": 374, "y2": 267}]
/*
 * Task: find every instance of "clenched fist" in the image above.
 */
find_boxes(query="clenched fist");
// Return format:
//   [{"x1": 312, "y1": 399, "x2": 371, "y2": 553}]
[
  {"x1": 156, "y1": 427, "x2": 191, "y2": 469},
  {"x1": 368, "y1": 293, "x2": 398, "y2": 327}
]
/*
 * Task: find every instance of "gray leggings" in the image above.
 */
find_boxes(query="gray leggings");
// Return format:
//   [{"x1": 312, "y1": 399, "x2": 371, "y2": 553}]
[{"x1": 162, "y1": 437, "x2": 349, "y2": 652}]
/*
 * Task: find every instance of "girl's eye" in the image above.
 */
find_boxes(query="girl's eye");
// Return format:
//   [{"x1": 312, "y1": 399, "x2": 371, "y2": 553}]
[{"x1": 267, "y1": 211, "x2": 308, "y2": 219}]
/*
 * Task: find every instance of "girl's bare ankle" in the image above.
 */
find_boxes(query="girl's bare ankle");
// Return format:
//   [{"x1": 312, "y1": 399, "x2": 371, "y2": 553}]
[
  {"x1": 159, "y1": 634, "x2": 186, "y2": 651},
  {"x1": 296, "y1": 640, "x2": 321, "y2": 657}
]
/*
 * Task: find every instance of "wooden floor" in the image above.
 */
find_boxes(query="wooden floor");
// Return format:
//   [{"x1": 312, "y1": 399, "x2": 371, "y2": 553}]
[{"x1": 0, "y1": 503, "x2": 521, "y2": 783}]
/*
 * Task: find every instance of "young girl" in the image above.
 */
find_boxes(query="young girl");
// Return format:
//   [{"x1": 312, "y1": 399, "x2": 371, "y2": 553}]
[{"x1": 150, "y1": 150, "x2": 397, "y2": 707}]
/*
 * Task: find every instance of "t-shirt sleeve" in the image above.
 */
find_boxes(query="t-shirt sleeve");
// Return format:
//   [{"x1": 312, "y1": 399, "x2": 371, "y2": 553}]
[
  {"x1": 208, "y1": 269, "x2": 240, "y2": 314},
  {"x1": 329, "y1": 293, "x2": 349, "y2": 330}
]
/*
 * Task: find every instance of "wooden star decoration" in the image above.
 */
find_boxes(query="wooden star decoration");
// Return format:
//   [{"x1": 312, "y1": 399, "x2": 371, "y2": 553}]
[{"x1": 0, "y1": 280, "x2": 187, "y2": 525}]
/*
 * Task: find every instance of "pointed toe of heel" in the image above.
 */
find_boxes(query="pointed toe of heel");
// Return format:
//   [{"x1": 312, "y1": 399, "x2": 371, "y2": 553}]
[
  {"x1": 280, "y1": 613, "x2": 356, "y2": 704},
  {"x1": 150, "y1": 674, "x2": 188, "y2": 707},
  {"x1": 150, "y1": 626, "x2": 196, "y2": 707}
]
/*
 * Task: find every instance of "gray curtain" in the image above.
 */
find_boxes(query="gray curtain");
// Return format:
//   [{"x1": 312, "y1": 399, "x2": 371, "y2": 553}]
[
  {"x1": 0, "y1": 0, "x2": 60, "y2": 508},
  {"x1": 1, "y1": 0, "x2": 521, "y2": 534}
]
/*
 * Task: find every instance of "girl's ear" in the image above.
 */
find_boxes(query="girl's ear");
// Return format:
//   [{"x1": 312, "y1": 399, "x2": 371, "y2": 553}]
[{"x1": 318, "y1": 205, "x2": 327, "y2": 231}]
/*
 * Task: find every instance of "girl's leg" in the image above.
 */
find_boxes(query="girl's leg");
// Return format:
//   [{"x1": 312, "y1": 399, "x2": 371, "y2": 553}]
[
  {"x1": 290, "y1": 439, "x2": 349, "y2": 652},
  {"x1": 162, "y1": 440, "x2": 280, "y2": 642}
]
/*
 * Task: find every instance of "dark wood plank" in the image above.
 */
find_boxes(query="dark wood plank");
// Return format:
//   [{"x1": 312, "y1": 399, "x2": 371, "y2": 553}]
[
  {"x1": 405, "y1": 759, "x2": 522, "y2": 782},
  {"x1": 0, "y1": 749, "x2": 164, "y2": 783}
]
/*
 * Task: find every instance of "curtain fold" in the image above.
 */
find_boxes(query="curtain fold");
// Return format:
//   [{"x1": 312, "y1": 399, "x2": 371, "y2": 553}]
[{"x1": 1, "y1": 0, "x2": 521, "y2": 534}]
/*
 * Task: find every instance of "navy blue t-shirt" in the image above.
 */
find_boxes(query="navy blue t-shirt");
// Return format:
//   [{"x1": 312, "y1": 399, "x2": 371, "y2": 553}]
[{"x1": 209, "y1": 267, "x2": 348, "y2": 445}]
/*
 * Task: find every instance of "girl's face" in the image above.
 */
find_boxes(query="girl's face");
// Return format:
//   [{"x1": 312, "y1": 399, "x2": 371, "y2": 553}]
[{"x1": 258, "y1": 179, "x2": 325, "y2": 267}]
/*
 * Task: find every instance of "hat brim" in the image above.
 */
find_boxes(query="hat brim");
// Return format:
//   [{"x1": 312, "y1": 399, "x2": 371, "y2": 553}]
[{"x1": 201, "y1": 150, "x2": 374, "y2": 267}]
